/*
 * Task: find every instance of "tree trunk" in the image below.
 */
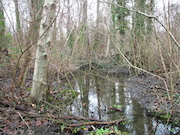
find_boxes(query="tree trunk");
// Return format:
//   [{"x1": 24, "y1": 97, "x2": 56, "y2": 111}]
[
  {"x1": 132, "y1": 0, "x2": 146, "y2": 68},
  {"x1": 0, "y1": 0, "x2": 6, "y2": 52},
  {"x1": 30, "y1": 0, "x2": 57, "y2": 103},
  {"x1": 105, "y1": 33, "x2": 110, "y2": 57},
  {"x1": 17, "y1": 0, "x2": 44, "y2": 87},
  {"x1": 94, "y1": 0, "x2": 100, "y2": 51},
  {"x1": 146, "y1": 0, "x2": 154, "y2": 38},
  {"x1": 82, "y1": 0, "x2": 90, "y2": 63},
  {"x1": 14, "y1": 0, "x2": 26, "y2": 87},
  {"x1": 14, "y1": 0, "x2": 21, "y2": 33}
]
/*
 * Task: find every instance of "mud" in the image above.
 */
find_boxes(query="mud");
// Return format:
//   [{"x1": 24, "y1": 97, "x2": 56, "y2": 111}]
[{"x1": 124, "y1": 73, "x2": 180, "y2": 124}]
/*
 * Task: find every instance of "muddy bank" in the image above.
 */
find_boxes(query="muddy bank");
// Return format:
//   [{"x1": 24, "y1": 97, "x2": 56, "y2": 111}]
[
  {"x1": 124, "y1": 73, "x2": 180, "y2": 124},
  {"x1": 79, "y1": 61, "x2": 180, "y2": 124},
  {"x1": 79, "y1": 62, "x2": 179, "y2": 125}
]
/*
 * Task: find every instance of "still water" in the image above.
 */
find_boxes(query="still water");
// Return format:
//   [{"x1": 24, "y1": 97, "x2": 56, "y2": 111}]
[{"x1": 67, "y1": 71, "x2": 179, "y2": 135}]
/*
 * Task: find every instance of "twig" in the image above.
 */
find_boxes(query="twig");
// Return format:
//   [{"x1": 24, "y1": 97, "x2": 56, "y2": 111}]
[
  {"x1": 68, "y1": 119, "x2": 127, "y2": 127},
  {"x1": 17, "y1": 112, "x2": 35, "y2": 135}
]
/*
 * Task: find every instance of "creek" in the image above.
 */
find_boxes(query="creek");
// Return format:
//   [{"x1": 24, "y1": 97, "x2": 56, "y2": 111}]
[{"x1": 65, "y1": 71, "x2": 179, "y2": 135}]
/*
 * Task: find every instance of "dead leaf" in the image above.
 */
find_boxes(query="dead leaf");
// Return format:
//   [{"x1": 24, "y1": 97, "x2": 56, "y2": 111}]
[{"x1": 35, "y1": 120, "x2": 42, "y2": 127}]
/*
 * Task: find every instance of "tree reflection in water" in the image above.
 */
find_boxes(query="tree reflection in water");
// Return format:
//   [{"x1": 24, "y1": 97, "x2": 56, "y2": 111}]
[{"x1": 69, "y1": 72, "x2": 179, "y2": 135}]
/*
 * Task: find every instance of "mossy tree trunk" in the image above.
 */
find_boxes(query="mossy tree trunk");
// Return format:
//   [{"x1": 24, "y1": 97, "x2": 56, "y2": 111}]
[
  {"x1": 131, "y1": 0, "x2": 154, "y2": 69},
  {"x1": 30, "y1": 0, "x2": 57, "y2": 104},
  {"x1": 132, "y1": 0, "x2": 146, "y2": 68},
  {"x1": 0, "y1": 1, "x2": 6, "y2": 53},
  {"x1": 112, "y1": 0, "x2": 129, "y2": 35},
  {"x1": 146, "y1": 0, "x2": 154, "y2": 38},
  {"x1": 111, "y1": 0, "x2": 129, "y2": 55}
]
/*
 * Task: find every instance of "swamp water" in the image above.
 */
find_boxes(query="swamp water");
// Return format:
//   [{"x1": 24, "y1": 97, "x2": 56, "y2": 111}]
[{"x1": 63, "y1": 71, "x2": 179, "y2": 135}]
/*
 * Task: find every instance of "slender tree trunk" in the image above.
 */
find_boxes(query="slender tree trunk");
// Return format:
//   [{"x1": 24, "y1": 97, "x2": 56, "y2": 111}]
[
  {"x1": 17, "y1": 0, "x2": 44, "y2": 87},
  {"x1": 105, "y1": 1, "x2": 112, "y2": 56},
  {"x1": 66, "y1": 0, "x2": 74, "y2": 55},
  {"x1": 14, "y1": 0, "x2": 21, "y2": 36},
  {"x1": 132, "y1": 0, "x2": 146, "y2": 68},
  {"x1": 67, "y1": 0, "x2": 70, "y2": 48},
  {"x1": 30, "y1": 0, "x2": 57, "y2": 103},
  {"x1": 105, "y1": 33, "x2": 110, "y2": 57},
  {"x1": 82, "y1": 0, "x2": 90, "y2": 65},
  {"x1": 146, "y1": 0, "x2": 154, "y2": 37},
  {"x1": 94, "y1": 0, "x2": 100, "y2": 52},
  {"x1": 0, "y1": 0, "x2": 11, "y2": 69},
  {"x1": 14, "y1": 0, "x2": 26, "y2": 87},
  {"x1": 30, "y1": 0, "x2": 44, "y2": 45},
  {"x1": 0, "y1": 0, "x2": 6, "y2": 53}
]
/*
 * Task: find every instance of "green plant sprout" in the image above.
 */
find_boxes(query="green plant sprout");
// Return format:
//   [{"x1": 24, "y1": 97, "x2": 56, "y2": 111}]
[{"x1": 113, "y1": 104, "x2": 123, "y2": 109}]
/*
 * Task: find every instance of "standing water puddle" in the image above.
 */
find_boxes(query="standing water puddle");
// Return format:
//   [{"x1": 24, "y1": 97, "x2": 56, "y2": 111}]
[{"x1": 65, "y1": 71, "x2": 179, "y2": 135}]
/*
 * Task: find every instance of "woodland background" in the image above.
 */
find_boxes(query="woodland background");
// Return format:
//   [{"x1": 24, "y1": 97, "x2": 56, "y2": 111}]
[{"x1": 0, "y1": 0, "x2": 179, "y2": 104}]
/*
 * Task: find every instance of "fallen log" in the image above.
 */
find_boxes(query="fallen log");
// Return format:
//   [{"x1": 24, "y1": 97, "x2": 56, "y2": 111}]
[
  {"x1": 22, "y1": 113, "x2": 106, "y2": 122},
  {"x1": 21, "y1": 113, "x2": 127, "y2": 127},
  {"x1": 68, "y1": 119, "x2": 127, "y2": 127}
]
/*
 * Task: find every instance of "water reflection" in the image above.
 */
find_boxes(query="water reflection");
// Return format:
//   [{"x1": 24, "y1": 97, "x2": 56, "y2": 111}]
[{"x1": 69, "y1": 72, "x2": 179, "y2": 134}]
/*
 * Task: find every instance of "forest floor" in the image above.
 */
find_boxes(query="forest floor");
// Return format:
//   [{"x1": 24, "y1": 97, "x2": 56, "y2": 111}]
[
  {"x1": 0, "y1": 71, "x2": 127, "y2": 135},
  {"x1": 124, "y1": 73, "x2": 180, "y2": 125}
]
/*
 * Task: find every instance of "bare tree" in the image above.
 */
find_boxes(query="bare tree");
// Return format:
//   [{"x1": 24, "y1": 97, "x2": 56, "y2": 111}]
[{"x1": 30, "y1": 0, "x2": 57, "y2": 103}]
